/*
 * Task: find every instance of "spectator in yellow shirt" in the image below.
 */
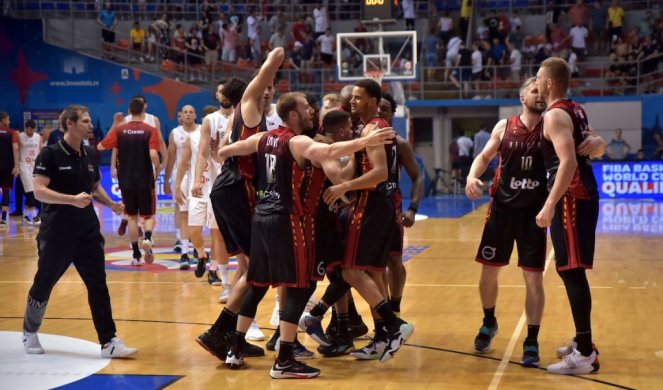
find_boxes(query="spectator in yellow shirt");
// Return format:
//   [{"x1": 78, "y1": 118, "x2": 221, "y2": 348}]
[
  {"x1": 607, "y1": 0, "x2": 624, "y2": 42},
  {"x1": 130, "y1": 21, "x2": 145, "y2": 61}
]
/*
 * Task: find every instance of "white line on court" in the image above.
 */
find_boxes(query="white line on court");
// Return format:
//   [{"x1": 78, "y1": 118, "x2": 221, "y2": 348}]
[{"x1": 487, "y1": 250, "x2": 555, "y2": 390}]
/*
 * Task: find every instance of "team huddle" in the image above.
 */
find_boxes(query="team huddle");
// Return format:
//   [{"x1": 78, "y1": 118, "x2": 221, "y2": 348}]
[{"x1": 4, "y1": 50, "x2": 606, "y2": 379}]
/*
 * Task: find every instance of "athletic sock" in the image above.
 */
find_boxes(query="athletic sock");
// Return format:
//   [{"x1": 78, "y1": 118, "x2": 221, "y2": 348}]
[
  {"x1": 175, "y1": 228, "x2": 181, "y2": 240},
  {"x1": 131, "y1": 241, "x2": 140, "y2": 257},
  {"x1": 308, "y1": 302, "x2": 329, "y2": 319},
  {"x1": 337, "y1": 313, "x2": 349, "y2": 336},
  {"x1": 374, "y1": 319, "x2": 387, "y2": 340},
  {"x1": 144, "y1": 230, "x2": 152, "y2": 241},
  {"x1": 278, "y1": 341, "x2": 294, "y2": 361},
  {"x1": 526, "y1": 325, "x2": 540, "y2": 343},
  {"x1": 181, "y1": 239, "x2": 189, "y2": 254},
  {"x1": 390, "y1": 297, "x2": 402, "y2": 313},
  {"x1": 218, "y1": 264, "x2": 230, "y2": 285},
  {"x1": 576, "y1": 331, "x2": 593, "y2": 356},
  {"x1": 374, "y1": 300, "x2": 401, "y2": 330},
  {"x1": 212, "y1": 307, "x2": 237, "y2": 333},
  {"x1": 483, "y1": 307, "x2": 496, "y2": 327},
  {"x1": 348, "y1": 297, "x2": 360, "y2": 318}
]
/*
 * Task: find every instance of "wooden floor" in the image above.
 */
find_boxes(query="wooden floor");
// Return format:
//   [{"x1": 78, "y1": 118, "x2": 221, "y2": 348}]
[{"x1": 1, "y1": 198, "x2": 662, "y2": 389}]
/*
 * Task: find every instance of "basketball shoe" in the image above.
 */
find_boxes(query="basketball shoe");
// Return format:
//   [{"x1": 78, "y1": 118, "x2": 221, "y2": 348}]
[
  {"x1": 269, "y1": 358, "x2": 320, "y2": 379},
  {"x1": 101, "y1": 337, "x2": 138, "y2": 358},
  {"x1": 299, "y1": 315, "x2": 331, "y2": 346},
  {"x1": 246, "y1": 319, "x2": 265, "y2": 341},
  {"x1": 196, "y1": 329, "x2": 228, "y2": 361},
  {"x1": 547, "y1": 349, "x2": 600, "y2": 375},
  {"x1": 22, "y1": 332, "x2": 44, "y2": 354},
  {"x1": 380, "y1": 322, "x2": 415, "y2": 363},
  {"x1": 474, "y1": 321, "x2": 498, "y2": 353},
  {"x1": 350, "y1": 337, "x2": 387, "y2": 360},
  {"x1": 317, "y1": 333, "x2": 354, "y2": 357},
  {"x1": 218, "y1": 284, "x2": 231, "y2": 303},
  {"x1": 521, "y1": 340, "x2": 540, "y2": 368}
]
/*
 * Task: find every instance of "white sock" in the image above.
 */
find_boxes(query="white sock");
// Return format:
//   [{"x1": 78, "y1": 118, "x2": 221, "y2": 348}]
[
  {"x1": 218, "y1": 264, "x2": 230, "y2": 285},
  {"x1": 181, "y1": 239, "x2": 189, "y2": 254},
  {"x1": 209, "y1": 260, "x2": 219, "y2": 271},
  {"x1": 175, "y1": 228, "x2": 181, "y2": 240},
  {"x1": 32, "y1": 209, "x2": 38, "y2": 218}
]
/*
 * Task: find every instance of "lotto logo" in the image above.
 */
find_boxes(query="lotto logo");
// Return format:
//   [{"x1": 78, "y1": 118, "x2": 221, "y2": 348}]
[{"x1": 510, "y1": 177, "x2": 540, "y2": 190}]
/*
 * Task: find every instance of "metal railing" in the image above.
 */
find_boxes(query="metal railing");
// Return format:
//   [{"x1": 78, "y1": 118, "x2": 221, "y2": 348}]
[{"x1": 7, "y1": 0, "x2": 431, "y2": 22}]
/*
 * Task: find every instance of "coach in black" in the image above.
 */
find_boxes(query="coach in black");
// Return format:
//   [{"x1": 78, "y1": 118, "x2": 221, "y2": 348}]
[{"x1": 21, "y1": 104, "x2": 138, "y2": 359}]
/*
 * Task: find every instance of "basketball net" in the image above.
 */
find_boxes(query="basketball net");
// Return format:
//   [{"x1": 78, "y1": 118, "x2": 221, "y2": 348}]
[{"x1": 365, "y1": 70, "x2": 384, "y2": 86}]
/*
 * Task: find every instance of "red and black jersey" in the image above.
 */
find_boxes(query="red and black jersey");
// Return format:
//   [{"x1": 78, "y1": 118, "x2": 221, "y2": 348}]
[
  {"x1": 0, "y1": 125, "x2": 18, "y2": 169},
  {"x1": 100, "y1": 121, "x2": 159, "y2": 190},
  {"x1": 355, "y1": 116, "x2": 398, "y2": 196},
  {"x1": 489, "y1": 115, "x2": 547, "y2": 208},
  {"x1": 217, "y1": 104, "x2": 268, "y2": 188},
  {"x1": 255, "y1": 126, "x2": 305, "y2": 215},
  {"x1": 300, "y1": 161, "x2": 328, "y2": 217},
  {"x1": 542, "y1": 99, "x2": 598, "y2": 200}
]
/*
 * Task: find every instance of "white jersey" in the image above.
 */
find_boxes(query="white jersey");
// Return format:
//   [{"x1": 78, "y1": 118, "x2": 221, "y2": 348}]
[
  {"x1": 171, "y1": 125, "x2": 197, "y2": 174},
  {"x1": 205, "y1": 110, "x2": 232, "y2": 172},
  {"x1": 125, "y1": 113, "x2": 157, "y2": 128},
  {"x1": 188, "y1": 129, "x2": 218, "y2": 199},
  {"x1": 265, "y1": 103, "x2": 282, "y2": 130},
  {"x1": 19, "y1": 132, "x2": 40, "y2": 169}
]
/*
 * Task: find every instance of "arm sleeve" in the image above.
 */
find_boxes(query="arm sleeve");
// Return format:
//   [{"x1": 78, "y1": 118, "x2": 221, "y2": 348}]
[
  {"x1": 100, "y1": 128, "x2": 118, "y2": 149},
  {"x1": 33, "y1": 147, "x2": 53, "y2": 178}
]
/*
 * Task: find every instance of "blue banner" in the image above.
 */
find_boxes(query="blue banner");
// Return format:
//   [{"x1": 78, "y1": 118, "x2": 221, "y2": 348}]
[
  {"x1": 592, "y1": 161, "x2": 663, "y2": 199},
  {"x1": 99, "y1": 165, "x2": 171, "y2": 202}
]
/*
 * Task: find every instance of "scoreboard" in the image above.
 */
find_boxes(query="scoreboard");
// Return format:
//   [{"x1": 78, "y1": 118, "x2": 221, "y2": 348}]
[{"x1": 362, "y1": 0, "x2": 397, "y2": 21}]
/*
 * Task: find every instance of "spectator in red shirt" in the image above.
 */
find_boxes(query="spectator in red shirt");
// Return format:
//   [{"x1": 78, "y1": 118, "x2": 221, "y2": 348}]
[
  {"x1": 568, "y1": 0, "x2": 589, "y2": 28},
  {"x1": 550, "y1": 24, "x2": 569, "y2": 59},
  {"x1": 292, "y1": 15, "x2": 307, "y2": 43}
]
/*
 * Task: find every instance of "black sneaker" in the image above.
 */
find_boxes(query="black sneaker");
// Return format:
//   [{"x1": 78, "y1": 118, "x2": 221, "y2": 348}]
[
  {"x1": 241, "y1": 340, "x2": 265, "y2": 357},
  {"x1": 195, "y1": 256, "x2": 208, "y2": 278},
  {"x1": 349, "y1": 314, "x2": 369, "y2": 339},
  {"x1": 474, "y1": 321, "x2": 498, "y2": 353},
  {"x1": 179, "y1": 254, "x2": 190, "y2": 270},
  {"x1": 521, "y1": 340, "x2": 540, "y2": 368},
  {"x1": 269, "y1": 358, "x2": 320, "y2": 379},
  {"x1": 196, "y1": 329, "x2": 228, "y2": 361},
  {"x1": 266, "y1": 327, "x2": 280, "y2": 351},
  {"x1": 324, "y1": 315, "x2": 338, "y2": 338},
  {"x1": 317, "y1": 333, "x2": 354, "y2": 357},
  {"x1": 208, "y1": 270, "x2": 222, "y2": 285}
]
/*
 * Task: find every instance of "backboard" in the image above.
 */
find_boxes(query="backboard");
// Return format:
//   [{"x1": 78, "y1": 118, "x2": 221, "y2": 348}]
[{"x1": 336, "y1": 30, "x2": 417, "y2": 82}]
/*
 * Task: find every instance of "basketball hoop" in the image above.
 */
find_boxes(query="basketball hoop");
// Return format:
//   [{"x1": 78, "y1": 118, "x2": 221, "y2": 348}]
[{"x1": 365, "y1": 70, "x2": 384, "y2": 86}]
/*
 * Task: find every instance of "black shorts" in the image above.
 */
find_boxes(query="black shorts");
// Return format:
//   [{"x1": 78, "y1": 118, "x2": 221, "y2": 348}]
[
  {"x1": 102, "y1": 28, "x2": 115, "y2": 43},
  {"x1": 321, "y1": 53, "x2": 333, "y2": 65},
  {"x1": 388, "y1": 191, "x2": 404, "y2": 257},
  {"x1": 550, "y1": 195, "x2": 598, "y2": 271},
  {"x1": 121, "y1": 188, "x2": 155, "y2": 217},
  {"x1": 0, "y1": 170, "x2": 13, "y2": 189},
  {"x1": 343, "y1": 191, "x2": 395, "y2": 271},
  {"x1": 475, "y1": 200, "x2": 547, "y2": 271},
  {"x1": 248, "y1": 212, "x2": 309, "y2": 288},
  {"x1": 209, "y1": 178, "x2": 253, "y2": 256},
  {"x1": 304, "y1": 206, "x2": 344, "y2": 280}
]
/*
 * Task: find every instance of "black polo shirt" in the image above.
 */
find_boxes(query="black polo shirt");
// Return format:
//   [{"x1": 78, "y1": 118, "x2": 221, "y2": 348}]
[{"x1": 33, "y1": 140, "x2": 102, "y2": 242}]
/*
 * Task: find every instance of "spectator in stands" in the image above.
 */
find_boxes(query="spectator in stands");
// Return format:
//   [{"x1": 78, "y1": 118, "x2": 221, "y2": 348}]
[
  {"x1": 445, "y1": 34, "x2": 463, "y2": 82},
  {"x1": 471, "y1": 42, "x2": 483, "y2": 94},
  {"x1": 457, "y1": 131, "x2": 473, "y2": 179},
  {"x1": 607, "y1": 0, "x2": 624, "y2": 42},
  {"x1": 569, "y1": 23, "x2": 589, "y2": 61},
  {"x1": 507, "y1": 25, "x2": 524, "y2": 51},
  {"x1": 228, "y1": 5, "x2": 241, "y2": 27},
  {"x1": 250, "y1": 25, "x2": 264, "y2": 63},
  {"x1": 317, "y1": 28, "x2": 335, "y2": 66},
  {"x1": 545, "y1": 3, "x2": 563, "y2": 42},
  {"x1": 152, "y1": 14, "x2": 171, "y2": 62},
  {"x1": 477, "y1": 14, "x2": 490, "y2": 43},
  {"x1": 510, "y1": 10, "x2": 522, "y2": 33},
  {"x1": 97, "y1": 2, "x2": 116, "y2": 57},
  {"x1": 590, "y1": 0, "x2": 608, "y2": 53},
  {"x1": 313, "y1": 3, "x2": 329, "y2": 39},
  {"x1": 202, "y1": 24, "x2": 220, "y2": 69},
  {"x1": 199, "y1": 8, "x2": 214, "y2": 32},
  {"x1": 606, "y1": 128, "x2": 631, "y2": 160},
  {"x1": 473, "y1": 124, "x2": 490, "y2": 158},
  {"x1": 171, "y1": 24, "x2": 187, "y2": 64},
  {"x1": 509, "y1": 44, "x2": 523, "y2": 82},
  {"x1": 550, "y1": 23, "x2": 569, "y2": 59},
  {"x1": 292, "y1": 15, "x2": 307, "y2": 43},
  {"x1": 451, "y1": 41, "x2": 472, "y2": 97},
  {"x1": 449, "y1": 133, "x2": 461, "y2": 180},
  {"x1": 485, "y1": 11, "x2": 500, "y2": 43},
  {"x1": 189, "y1": 24, "x2": 202, "y2": 41},
  {"x1": 636, "y1": 149, "x2": 645, "y2": 160},
  {"x1": 639, "y1": 10, "x2": 653, "y2": 39},
  {"x1": 568, "y1": 0, "x2": 589, "y2": 29},
  {"x1": 437, "y1": 10, "x2": 453, "y2": 45},
  {"x1": 460, "y1": 0, "x2": 471, "y2": 40},
  {"x1": 568, "y1": 50, "x2": 580, "y2": 78},
  {"x1": 488, "y1": 37, "x2": 506, "y2": 73},
  {"x1": 269, "y1": 8, "x2": 286, "y2": 34},
  {"x1": 246, "y1": 7, "x2": 261, "y2": 42},
  {"x1": 639, "y1": 36, "x2": 661, "y2": 94},
  {"x1": 425, "y1": 28, "x2": 440, "y2": 79},
  {"x1": 497, "y1": 11, "x2": 511, "y2": 42},
  {"x1": 146, "y1": 25, "x2": 157, "y2": 62},
  {"x1": 220, "y1": 22, "x2": 238, "y2": 62},
  {"x1": 402, "y1": 0, "x2": 416, "y2": 31},
  {"x1": 130, "y1": 21, "x2": 145, "y2": 62},
  {"x1": 300, "y1": 32, "x2": 316, "y2": 84},
  {"x1": 268, "y1": 28, "x2": 286, "y2": 51}
]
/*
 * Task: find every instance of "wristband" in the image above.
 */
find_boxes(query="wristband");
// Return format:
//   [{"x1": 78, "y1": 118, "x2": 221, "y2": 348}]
[{"x1": 408, "y1": 204, "x2": 418, "y2": 214}]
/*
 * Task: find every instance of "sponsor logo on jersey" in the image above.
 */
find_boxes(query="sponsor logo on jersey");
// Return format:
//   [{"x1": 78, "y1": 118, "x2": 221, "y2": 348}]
[
  {"x1": 58, "y1": 166, "x2": 72, "y2": 170},
  {"x1": 481, "y1": 246, "x2": 497, "y2": 260},
  {"x1": 510, "y1": 177, "x2": 540, "y2": 190}
]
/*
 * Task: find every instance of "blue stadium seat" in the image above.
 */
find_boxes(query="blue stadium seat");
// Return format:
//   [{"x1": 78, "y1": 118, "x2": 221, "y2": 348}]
[
  {"x1": 41, "y1": 2, "x2": 55, "y2": 10},
  {"x1": 514, "y1": 0, "x2": 528, "y2": 8},
  {"x1": 446, "y1": 0, "x2": 460, "y2": 10},
  {"x1": 498, "y1": 0, "x2": 510, "y2": 9},
  {"x1": 56, "y1": 2, "x2": 70, "y2": 11}
]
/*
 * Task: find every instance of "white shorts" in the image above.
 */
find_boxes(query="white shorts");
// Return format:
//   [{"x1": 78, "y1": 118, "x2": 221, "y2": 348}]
[
  {"x1": 188, "y1": 197, "x2": 218, "y2": 229},
  {"x1": 19, "y1": 166, "x2": 34, "y2": 193}
]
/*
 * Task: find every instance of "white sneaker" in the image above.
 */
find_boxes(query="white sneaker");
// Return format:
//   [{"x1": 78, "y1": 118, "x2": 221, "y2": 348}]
[
  {"x1": 270, "y1": 295, "x2": 280, "y2": 326},
  {"x1": 141, "y1": 239, "x2": 154, "y2": 263},
  {"x1": 556, "y1": 340, "x2": 577, "y2": 358},
  {"x1": 350, "y1": 339, "x2": 387, "y2": 360},
  {"x1": 246, "y1": 320, "x2": 265, "y2": 341},
  {"x1": 22, "y1": 332, "x2": 44, "y2": 354},
  {"x1": 547, "y1": 349, "x2": 599, "y2": 375},
  {"x1": 101, "y1": 337, "x2": 138, "y2": 358},
  {"x1": 218, "y1": 284, "x2": 231, "y2": 303}
]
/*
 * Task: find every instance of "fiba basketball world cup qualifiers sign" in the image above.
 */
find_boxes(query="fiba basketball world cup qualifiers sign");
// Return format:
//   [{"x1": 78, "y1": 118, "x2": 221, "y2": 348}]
[{"x1": 594, "y1": 161, "x2": 663, "y2": 199}]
